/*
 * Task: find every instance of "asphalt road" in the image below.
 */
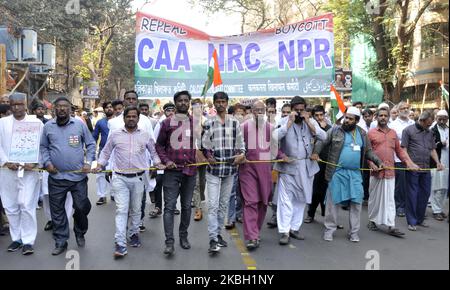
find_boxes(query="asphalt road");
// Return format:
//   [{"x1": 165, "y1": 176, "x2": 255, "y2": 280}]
[{"x1": 0, "y1": 175, "x2": 448, "y2": 270}]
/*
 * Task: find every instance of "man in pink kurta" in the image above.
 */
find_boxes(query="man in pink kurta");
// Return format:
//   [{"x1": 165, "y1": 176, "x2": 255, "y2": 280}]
[{"x1": 239, "y1": 101, "x2": 288, "y2": 250}]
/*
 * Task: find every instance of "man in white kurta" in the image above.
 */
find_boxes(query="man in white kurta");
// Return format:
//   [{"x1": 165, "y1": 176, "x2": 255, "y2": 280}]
[
  {"x1": 430, "y1": 110, "x2": 449, "y2": 221},
  {"x1": 272, "y1": 96, "x2": 326, "y2": 245},
  {"x1": 0, "y1": 93, "x2": 43, "y2": 255}
]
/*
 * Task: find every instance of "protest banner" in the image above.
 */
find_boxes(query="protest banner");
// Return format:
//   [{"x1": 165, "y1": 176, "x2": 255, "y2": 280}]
[{"x1": 135, "y1": 12, "x2": 334, "y2": 98}]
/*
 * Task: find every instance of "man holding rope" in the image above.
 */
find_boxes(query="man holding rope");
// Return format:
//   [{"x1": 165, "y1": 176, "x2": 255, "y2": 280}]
[{"x1": 312, "y1": 107, "x2": 383, "y2": 243}]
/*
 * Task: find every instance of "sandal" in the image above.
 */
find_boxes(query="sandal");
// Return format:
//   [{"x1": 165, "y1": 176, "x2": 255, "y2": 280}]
[
  {"x1": 388, "y1": 228, "x2": 405, "y2": 237},
  {"x1": 367, "y1": 221, "x2": 379, "y2": 231},
  {"x1": 149, "y1": 207, "x2": 161, "y2": 218}
]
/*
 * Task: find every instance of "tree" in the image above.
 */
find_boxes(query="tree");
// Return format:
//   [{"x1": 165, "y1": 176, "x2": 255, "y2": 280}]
[{"x1": 325, "y1": 0, "x2": 434, "y2": 103}]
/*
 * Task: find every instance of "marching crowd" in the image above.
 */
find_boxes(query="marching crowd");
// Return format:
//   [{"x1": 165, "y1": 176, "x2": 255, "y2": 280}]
[{"x1": 0, "y1": 90, "x2": 448, "y2": 259}]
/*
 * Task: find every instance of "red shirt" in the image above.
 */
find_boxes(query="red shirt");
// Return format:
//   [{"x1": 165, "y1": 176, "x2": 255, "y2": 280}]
[{"x1": 368, "y1": 126, "x2": 409, "y2": 179}]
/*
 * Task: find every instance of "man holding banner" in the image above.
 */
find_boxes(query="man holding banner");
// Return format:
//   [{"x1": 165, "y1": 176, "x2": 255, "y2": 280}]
[{"x1": 0, "y1": 93, "x2": 43, "y2": 256}]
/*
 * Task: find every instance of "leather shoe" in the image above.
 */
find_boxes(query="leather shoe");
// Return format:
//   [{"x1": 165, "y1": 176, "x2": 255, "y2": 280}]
[
  {"x1": 225, "y1": 222, "x2": 235, "y2": 230},
  {"x1": 44, "y1": 221, "x2": 53, "y2": 231},
  {"x1": 164, "y1": 244, "x2": 175, "y2": 255},
  {"x1": 76, "y1": 235, "x2": 85, "y2": 248},
  {"x1": 52, "y1": 242, "x2": 68, "y2": 256},
  {"x1": 180, "y1": 238, "x2": 191, "y2": 249}
]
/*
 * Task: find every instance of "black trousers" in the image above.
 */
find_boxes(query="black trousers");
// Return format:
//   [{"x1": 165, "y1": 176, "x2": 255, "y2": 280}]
[
  {"x1": 48, "y1": 177, "x2": 91, "y2": 246},
  {"x1": 162, "y1": 170, "x2": 196, "y2": 245},
  {"x1": 308, "y1": 163, "x2": 328, "y2": 218},
  {"x1": 141, "y1": 174, "x2": 164, "y2": 220}
]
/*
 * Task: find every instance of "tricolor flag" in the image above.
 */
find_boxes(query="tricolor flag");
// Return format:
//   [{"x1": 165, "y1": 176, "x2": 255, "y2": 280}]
[
  {"x1": 440, "y1": 80, "x2": 449, "y2": 106},
  {"x1": 201, "y1": 48, "x2": 223, "y2": 97},
  {"x1": 330, "y1": 84, "x2": 346, "y2": 113}
]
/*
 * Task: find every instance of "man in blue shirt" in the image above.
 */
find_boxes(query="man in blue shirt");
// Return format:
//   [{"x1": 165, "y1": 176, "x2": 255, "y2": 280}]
[
  {"x1": 92, "y1": 101, "x2": 114, "y2": 206},
  {"x1": 40, "y1": 96, "x2": 96, "y2": 256}
]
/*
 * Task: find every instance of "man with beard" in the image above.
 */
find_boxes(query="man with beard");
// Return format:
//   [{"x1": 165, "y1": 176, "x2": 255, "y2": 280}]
[
  {"x1": 273, "y1": 96, "x2": 326, "y2": 245},
  {"x1": 389, "y1": 101, "x2": 415, "y2": 217},
  {"x1": 156, "y1": 91, "x2": 198, "y2": 256},
  {"x1": 93, "y1": 106, "x2": 163, "y2": 258},
  {"x1": 202, "y1": 91, "x2": 246, "y2": 253},
  {"x1": 0, "y1": 93, "x2": 44, "y2": 255},
  {"x1": 92, "y1": 101, "x2": 115, "y2": 205},
  {"x1": 32, "y1": 102, "x2": 49, "y2": 124},
  {"x1": 239, "y1": 101, "x2": 288, "y2": 250},
  {"x1": 430, "y1": 110, "x2": 449, "y2": 221},
  {"x1": 367, "y1": 107, "x2": 418, "y2": 237},
  {"x1": 304, "y1": 105, "x2": 332, "y2": 223},
  {"x1": 312, "y1": 107, "x2": 383, "y2": 242},
  {"x1": 40, "y1": 96, "x2": 96, "y2": 255}
]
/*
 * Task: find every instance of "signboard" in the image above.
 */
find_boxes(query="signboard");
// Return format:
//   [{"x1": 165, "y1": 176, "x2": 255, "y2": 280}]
[
  {"x1": 335, "y1": 68, "x2": 352, "y2": 91},
  {"x1": 135, "y1": 12, "x2": 334, "y2": 98},
  {"x1": 8, "y1": 121, "x2": 42, "y2": 163},
  {"x1": 82, "y1": 80, "x2": 99, "y2": 99}
]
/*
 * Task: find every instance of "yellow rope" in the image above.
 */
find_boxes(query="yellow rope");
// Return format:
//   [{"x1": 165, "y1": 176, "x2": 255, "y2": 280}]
[{"x1": 1, "y1": 158, "x2": 446, "y2": 174}]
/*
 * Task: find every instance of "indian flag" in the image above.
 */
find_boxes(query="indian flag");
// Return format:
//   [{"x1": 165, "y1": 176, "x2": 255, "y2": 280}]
[
  {"x1": 329, "y1": 84, "x2": 347, "y2": 123},
  {"x1": 201, "y1": 48, "x2": 223, "y2": 96},
  {"x1": 440, "y1": 80, "x2": 449, "y2": 106}
]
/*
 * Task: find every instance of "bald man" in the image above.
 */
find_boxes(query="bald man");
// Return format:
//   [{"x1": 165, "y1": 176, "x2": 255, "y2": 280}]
[
  {"x1": 239, "y1": 101, "x2": 288, "y2": 250},
  {"x1": 0, "y1": 93, "x2": 44, "y2": 255}
]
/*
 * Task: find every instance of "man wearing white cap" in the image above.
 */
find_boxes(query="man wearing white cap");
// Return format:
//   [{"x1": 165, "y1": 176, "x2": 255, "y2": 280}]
[
  {"x1": 369, "y1": 103, "x2": 390, "y2": 130},
  {"x1": 0, "y1": 93, "x2": 44, "y2": 255},
  {"x1": 430, "y1": 110, "x2": 449, "y2": 221},
  {"x1": 312, "y1": 106, "x2": 383, "y2": 242}
]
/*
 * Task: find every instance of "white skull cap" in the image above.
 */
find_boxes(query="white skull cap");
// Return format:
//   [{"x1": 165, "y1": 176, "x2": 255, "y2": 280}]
[{"x1": 346, "y1": 106, "x2": 361, "y2": 117}]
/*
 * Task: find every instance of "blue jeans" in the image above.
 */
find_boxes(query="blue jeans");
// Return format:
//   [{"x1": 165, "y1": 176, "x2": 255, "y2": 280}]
[
  {"x1": 112, "y1": 175, "x2": 144, "y2": 247},
  {"x1": 206, "y1": 172, "x2": 235, "y2": 241},
  {"x1": 227, "y1": 174, "x2": 242, "y2": 223}
]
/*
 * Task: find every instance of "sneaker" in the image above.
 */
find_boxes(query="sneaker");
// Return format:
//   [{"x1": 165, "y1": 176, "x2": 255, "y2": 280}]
[
  {"x1": 246, "y1": 240, "x2": 259, "y2": 251},
  {"x1": 139, "y1": 222, "x2": 146, "y2": 232},
  {"x1": 349, "y1": 234, "x2": 360, "y2": 243},
  {"x1": 22, "y1": 244, "x2": 34, "y2": 255},
  {"x1": 323, "y1": 233, "x2": 333, "y2": 242},
  {"x1": 304, "y1": 216, "x2": 314, "y2": 223},
  {"x1": 7, "y1": 240, "x2": 23, "y2": 252},
  {"x1": 129, "y1": 234, "x2": 141, "y2": 248},
  {"x1": 289, "y1": 230, "x2": 305, "y2": 240},
  {"x1": 174, "y1": 209, "x2": 180, "y2": 215},
  {"x1": 217, "y1": 235, "x2": 228, "y2": 247},
  {"x1": 96, "y1": 197, "x2": 107, "y2": 205},
  {"x1": 279, "y1": 233, "x2": 290, "y2": 245},
  {"x1": 180, "y1": 237, "x2": 191, "y2": 249},
  {"x1": 208, "y1": 240, "x2": 220, "y2": 253},
  {"x1": 408, "y1": 225, "x2": 417, "y2": 231},
  {"x1": 114, "y1": 244, "x2": 128, "y2": 258}
]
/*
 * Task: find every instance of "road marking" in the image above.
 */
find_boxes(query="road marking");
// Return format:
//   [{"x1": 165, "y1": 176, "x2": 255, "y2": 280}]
[{"x1": 228, "y1": 228, "x2": 257, "y2": 270}]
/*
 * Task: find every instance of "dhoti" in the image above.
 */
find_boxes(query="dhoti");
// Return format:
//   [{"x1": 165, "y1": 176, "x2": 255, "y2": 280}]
[{"x1": 368, "y1": 177, "x2": 396, "y2": 227}]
